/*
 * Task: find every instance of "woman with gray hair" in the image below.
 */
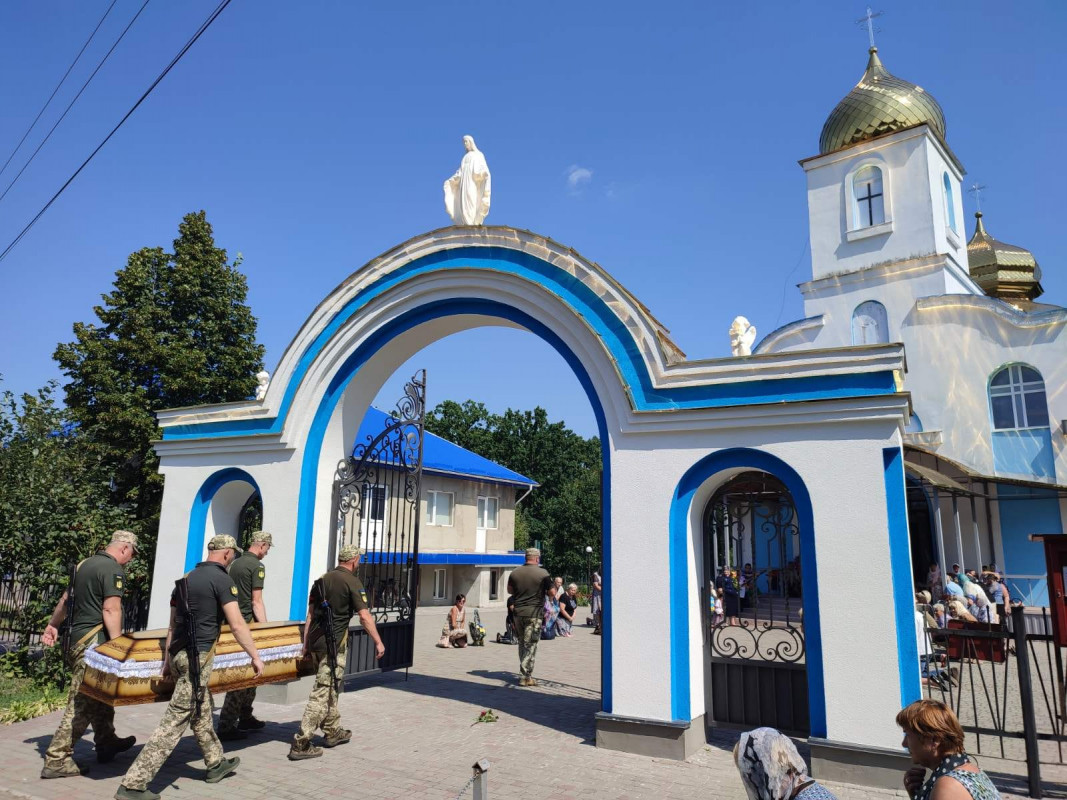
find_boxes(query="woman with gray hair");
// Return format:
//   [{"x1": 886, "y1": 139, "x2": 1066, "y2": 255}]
[{"x1": 734, "y1": 727, "x2": 837, "y2": 799}]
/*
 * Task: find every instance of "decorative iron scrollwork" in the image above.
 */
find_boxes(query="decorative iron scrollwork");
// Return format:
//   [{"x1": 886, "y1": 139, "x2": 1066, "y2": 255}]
[
  {"x1": 333, "y1": 370, "x2": 426, "y2": 626},
  {"x1": 705, "y1": 471, "x2": 806, "y2": 665}
]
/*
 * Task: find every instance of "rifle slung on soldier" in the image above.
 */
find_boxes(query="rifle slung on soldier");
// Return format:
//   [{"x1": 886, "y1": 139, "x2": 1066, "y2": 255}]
[
  {"x1": 175, "y1": 577, "x2": 204, "y2": 718},
  {"x1": 315, "y1": 577, "x2": 341, "y2": 711}
]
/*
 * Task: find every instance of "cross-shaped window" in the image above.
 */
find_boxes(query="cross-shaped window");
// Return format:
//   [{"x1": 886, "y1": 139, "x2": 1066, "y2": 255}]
[{"x1": 852, "y1": 166, "x2": 885, "y2": 228}]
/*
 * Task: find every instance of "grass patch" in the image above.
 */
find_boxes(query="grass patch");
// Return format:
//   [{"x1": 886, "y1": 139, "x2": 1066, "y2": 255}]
[{"x1": 0, "y1": 671, "x2": 65, "y2": 724}]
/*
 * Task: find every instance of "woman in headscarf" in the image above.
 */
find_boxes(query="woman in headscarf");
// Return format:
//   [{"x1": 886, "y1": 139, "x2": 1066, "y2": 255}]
[
  {"x1": 971, "y1": 589, "x2": 995, "y2": 624},
  {"x1": 733, "y1": 727, "x2": 838, "y2": 799}
]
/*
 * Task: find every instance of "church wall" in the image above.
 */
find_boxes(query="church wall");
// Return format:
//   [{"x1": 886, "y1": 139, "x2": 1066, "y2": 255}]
[{"x1": 805, "y1": 129, "x2": 939, "y2": 282}]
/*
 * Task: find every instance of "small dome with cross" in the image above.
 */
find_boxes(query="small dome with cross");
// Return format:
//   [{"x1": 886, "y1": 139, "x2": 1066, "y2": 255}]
[{"x1": 819, "y1": 47, "x2": 946, "y2": 155}]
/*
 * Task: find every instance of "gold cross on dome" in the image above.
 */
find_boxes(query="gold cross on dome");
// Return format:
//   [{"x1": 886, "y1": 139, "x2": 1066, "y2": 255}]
[{"x1": 856, "y1": 7, "x2": 884, "y2": 49}]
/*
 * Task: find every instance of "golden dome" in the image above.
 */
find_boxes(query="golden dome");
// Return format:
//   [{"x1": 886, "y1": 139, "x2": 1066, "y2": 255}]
[
  {"x1": 819, "y1": 48, "x2": 947, "y2": 155},
  {"x1": 967, "y1": 212, "x2": 1043, "y2": 303}
]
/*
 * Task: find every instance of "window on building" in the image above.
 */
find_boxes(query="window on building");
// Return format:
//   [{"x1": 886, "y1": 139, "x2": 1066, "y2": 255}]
[
  {"x1": 852, "y1": 166, "x2": 885, "y2": 228},
  {"x1": 477, "y1": 496, "x2": 499, "y2": 529},
  {"x1": 433, "y1": 568, "x2": 447, "y2": 600},
  {"x1": 489, "y1": 569, "x2": 500, "y2": 600},
  {"x1": 425, "y1": 490, "x2": 454, "y2": 526},
  {"x1": 989, "y1": 365, "x2": 1050, "y2": 430},
  {"x1": 851, "y1": 300, "x2": 889, "y2": 345},
  {"x1": 359, "y1": 484, "x2": 388, "y2": 539},
  {"x1": 943, "y1": 173, "x2": 957, "y2": 233}
]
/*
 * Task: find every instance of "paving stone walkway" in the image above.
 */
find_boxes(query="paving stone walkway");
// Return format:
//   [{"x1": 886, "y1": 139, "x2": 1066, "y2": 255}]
[{"x1": 0, "y1": 607, "x2": 1062, "y2": 799}]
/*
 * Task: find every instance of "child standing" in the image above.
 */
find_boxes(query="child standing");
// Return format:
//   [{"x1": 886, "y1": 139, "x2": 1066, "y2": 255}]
[{"x1": 713, "y1": 588, "x2": 725, "y2": 625}]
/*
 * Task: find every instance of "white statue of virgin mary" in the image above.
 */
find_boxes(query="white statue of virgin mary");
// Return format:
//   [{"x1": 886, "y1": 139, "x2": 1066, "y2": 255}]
[{"x1": 443, "y1": 135, "x2": 491, "y2": 225}]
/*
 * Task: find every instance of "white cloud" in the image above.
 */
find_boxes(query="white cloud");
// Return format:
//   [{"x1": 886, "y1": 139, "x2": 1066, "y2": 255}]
[{"x1": 565, "y1": 164, "x2": 593, "y2": 191}]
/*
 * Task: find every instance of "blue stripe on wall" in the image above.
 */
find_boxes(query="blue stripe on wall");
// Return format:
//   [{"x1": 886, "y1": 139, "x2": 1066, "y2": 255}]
[
  {"x1": 185, "y1": 468, "x2": 260, "y2": 572},
  {"x1": 161, "y1": 248, "x2": 896, "y2": 442},
  {"x1": 278, "y1": 297, "x2": 615, "y2": 713},
  {"x1": 883, "y1": 447, "x2": 921, "y2": 707},
  {"x1": 669, "y1": 449, "x2": 826, "y2": 734}
]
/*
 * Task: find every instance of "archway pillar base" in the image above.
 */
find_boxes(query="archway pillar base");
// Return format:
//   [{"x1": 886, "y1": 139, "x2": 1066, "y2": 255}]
[
  {"x1": 809, "y1": 737, "x2": 913, "y2": 790},
  {"x1": 594, "y1": 712, "x2": 706, "y2": 760}
]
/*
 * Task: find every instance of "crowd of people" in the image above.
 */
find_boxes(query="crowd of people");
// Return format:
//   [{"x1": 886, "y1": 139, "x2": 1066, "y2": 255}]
[{"x1": 917, "y1": 562, "x2": 1013, "y2": 629}]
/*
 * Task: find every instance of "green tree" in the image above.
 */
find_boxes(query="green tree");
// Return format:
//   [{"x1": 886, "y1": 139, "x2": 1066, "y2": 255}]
[
  {"x1": 53, "y1": 211, "x2": 264, "y2": 591},
  {"x1": 424, "y1": 401, "x2": 602, "y2": 579},
  {"x1": 0, "y1": 381, "x2": 131, "y2": 655}
]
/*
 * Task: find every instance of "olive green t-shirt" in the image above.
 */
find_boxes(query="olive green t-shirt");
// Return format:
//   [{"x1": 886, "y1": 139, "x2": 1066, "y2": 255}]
[
  {"x1": 69, "y1": 552, "x2": 125, "y2": 647},
  {"x1": 228, "y1": 551, "x2": 265, "y2": 623},
  {"x1": 169, "y1": 561, "x2": 238, "y2": 655},
  {"x1": 508, "y1": 564, "x2": 550, "y2": 618},
  {"x1": 307, "y1": 566, "x2": 369, "y2": 651}
]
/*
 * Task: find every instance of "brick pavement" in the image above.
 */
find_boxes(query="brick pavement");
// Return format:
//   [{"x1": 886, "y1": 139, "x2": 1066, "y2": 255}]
[{"x1": 0, "y1": 606, "x2": 1059, "y2": 799}]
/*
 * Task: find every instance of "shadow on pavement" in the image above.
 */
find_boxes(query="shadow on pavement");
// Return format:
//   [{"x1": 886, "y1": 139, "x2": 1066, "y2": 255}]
[{"x1": 354, "y1": 668, "x2": 599, "y2": 743}]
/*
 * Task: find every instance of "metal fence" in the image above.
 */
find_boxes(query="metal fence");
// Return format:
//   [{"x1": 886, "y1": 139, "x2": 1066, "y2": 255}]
[
  {"x1": 0, "y1": 573, "x2": 150, "y2": 650},
  {"x1": 923, "y1": 605, "x2": 1066, "y2": 797}
]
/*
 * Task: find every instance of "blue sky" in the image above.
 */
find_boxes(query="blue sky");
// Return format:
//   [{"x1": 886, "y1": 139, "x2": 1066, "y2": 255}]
[{"x1": 0, "y1": 2, "x2": 1063, "y2": 438}]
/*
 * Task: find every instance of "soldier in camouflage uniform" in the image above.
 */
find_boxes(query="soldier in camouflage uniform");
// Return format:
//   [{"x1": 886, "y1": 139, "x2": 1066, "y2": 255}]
[
  {"x1": 289, "y1": 544, "x2": 385, "y2": 761},
  {"x1": 217, "y1": 531, "x2": 273, "y2": 740},
  {"x1": 41, "y1": 530, "x2": 140, "y2": 778},
  {"x1": 115, "y1": 536, "x2": 264, "y2": 800},
  {"x1": 507, "y1": 548, "x2": 550, "y2": 687}
]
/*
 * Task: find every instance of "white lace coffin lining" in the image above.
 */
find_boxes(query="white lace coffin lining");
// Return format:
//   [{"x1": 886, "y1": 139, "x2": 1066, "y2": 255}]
[{"x1": 84, "y1": 643, "x2": 304, "y2": 680}]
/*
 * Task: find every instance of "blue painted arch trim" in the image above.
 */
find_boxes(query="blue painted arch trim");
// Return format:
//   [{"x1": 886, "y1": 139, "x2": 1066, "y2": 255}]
[
  {"x1": 883, "y1": 447, "x2": 922, "y2": 707},
  {"x1": 285, "y1": 297, "x2": 614, "y2": 713},
  {"x1": 185, "y1": 468, "x2": 260, "y2": 572},
  {"x1": 669, "y1": 448, "x2": 826, "y2": 735},
  {"x1": 162, "y1": 247, "x2": 896, "y2": 441}
]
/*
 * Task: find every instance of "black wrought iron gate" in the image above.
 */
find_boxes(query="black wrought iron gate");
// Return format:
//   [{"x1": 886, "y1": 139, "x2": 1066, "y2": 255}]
[
  {"x1": 331, "y1": 370, "x2": 426, "y2": 678},
  {"x1": 703, "y1": 472, "x2": 809, "y2": 736}
]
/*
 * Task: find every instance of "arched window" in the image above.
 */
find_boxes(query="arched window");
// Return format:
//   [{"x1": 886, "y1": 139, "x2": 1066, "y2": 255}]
[
  {"x1": 989, "y1": 364, "x2": 1050, "y2": 430},
  {"x1": 852, "y1": 166, "x2": 885, "y2": 228},
  {"x1": 943, "y1": 173, "x2": 957, "y2": 233},
  {"x1": 852, "y1": 300, "x2": 889, "y2": 345}
]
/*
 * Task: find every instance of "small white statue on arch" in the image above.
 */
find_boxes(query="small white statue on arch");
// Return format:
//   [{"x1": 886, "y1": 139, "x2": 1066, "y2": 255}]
[{"x1": 729, "y1": 316, "x2": 757, "y2": 357}]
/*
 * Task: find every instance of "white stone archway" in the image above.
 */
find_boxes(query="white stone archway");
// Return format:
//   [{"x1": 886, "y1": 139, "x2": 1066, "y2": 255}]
[{"x1": 150, "y1": 226, "x2": 917, "y2": 774}]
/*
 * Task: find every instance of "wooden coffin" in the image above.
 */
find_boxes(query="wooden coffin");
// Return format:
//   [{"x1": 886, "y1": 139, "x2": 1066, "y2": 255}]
[{"x1": 80, "y1": 620, "x2": 308, "y2": 706}]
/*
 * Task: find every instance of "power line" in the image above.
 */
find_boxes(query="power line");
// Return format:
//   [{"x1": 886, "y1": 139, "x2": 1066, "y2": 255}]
[
  {"x1": 0, "y1": 0, "x2": 153, "y2": 206},
  {"x1": 0, "y1": 0, "x2": 120, "y2": 182},
  {"x1": 0, "y1": 0, "x2": 234, "y2": 266}
]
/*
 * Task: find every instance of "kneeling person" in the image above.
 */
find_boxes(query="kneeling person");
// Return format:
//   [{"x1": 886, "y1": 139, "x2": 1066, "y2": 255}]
[
  {"x1": 290, "y1": 544, "x2": 385, "y2": 760},
  {"x1": 116, "y1": 536, "x2": 264, "y2": 800},
  {"x1": 217, "y1": 531, "x2": 272, "y2": 740}
]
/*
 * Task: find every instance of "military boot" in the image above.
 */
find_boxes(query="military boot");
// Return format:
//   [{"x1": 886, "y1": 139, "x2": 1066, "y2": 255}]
[
  {"x1": 205, "y1": 756, "x2": 240, "y2": 784},
  {"x1": 41, "y1": 760, "x2": 89, "y2": 779},
  {"x1": 237, "y1": 715, "x2": 266, "y2": 730},
  {"x1": 216, "y1": 727, "x2": 248, "y2": 742},
  {"x1": 287, "y1": 738, "x2": 323, "y2": 761},
  {"x1": 114, "y1": 786, "x2": 160, "y2": 800},
  {"x1": 322, "y1": 729, "x2": 352, "y2": 748},
  {"x1": 96, "y1": 735, "x2": 136, "y2": 763}
]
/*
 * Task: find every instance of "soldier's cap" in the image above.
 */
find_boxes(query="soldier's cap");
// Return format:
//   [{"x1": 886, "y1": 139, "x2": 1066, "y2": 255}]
[
  {"x1": 337, "y1": 544, "x2": 365, "y2": 562},
  {"x1": 207, "y1": 534, "x2": 242, "y2": 554},
  {"x1": 250, "y1": 531, "x2": 273, "y2": 546},
  {"x1": 111, "y1": 530, "x2": 139, "y2": 553},
  {"x1": 525, "y1": 547, "x2": 541, "y2": 559}
]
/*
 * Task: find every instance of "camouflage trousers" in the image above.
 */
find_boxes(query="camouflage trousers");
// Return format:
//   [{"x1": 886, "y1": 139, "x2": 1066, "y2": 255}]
[
  {"x1": 43, "y1": 639, "x2": 119, "y2": 769},
  {"x1": 295, "y1": 643, "x2": 347, "y2": 746},
  {"x1": 517, "y1": 615, "x2": 542, "y2": 679},
  {"x1": 120, "y1": 649, "x2": 222, "y2": 791},
  {"x1": 217, "y1": 686, "x2": 257, "y2": 732}
]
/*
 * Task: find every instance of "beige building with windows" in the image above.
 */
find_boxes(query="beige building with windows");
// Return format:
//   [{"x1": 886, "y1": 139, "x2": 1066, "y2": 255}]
[{"x1": 348, "y1": 407, "x2": 537, "y2": 608}]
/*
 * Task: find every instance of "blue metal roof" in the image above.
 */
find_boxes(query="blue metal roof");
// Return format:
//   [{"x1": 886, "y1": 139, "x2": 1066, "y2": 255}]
[{"x1": 355, "y1": 407, "x2": 537, "y2": 487}]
